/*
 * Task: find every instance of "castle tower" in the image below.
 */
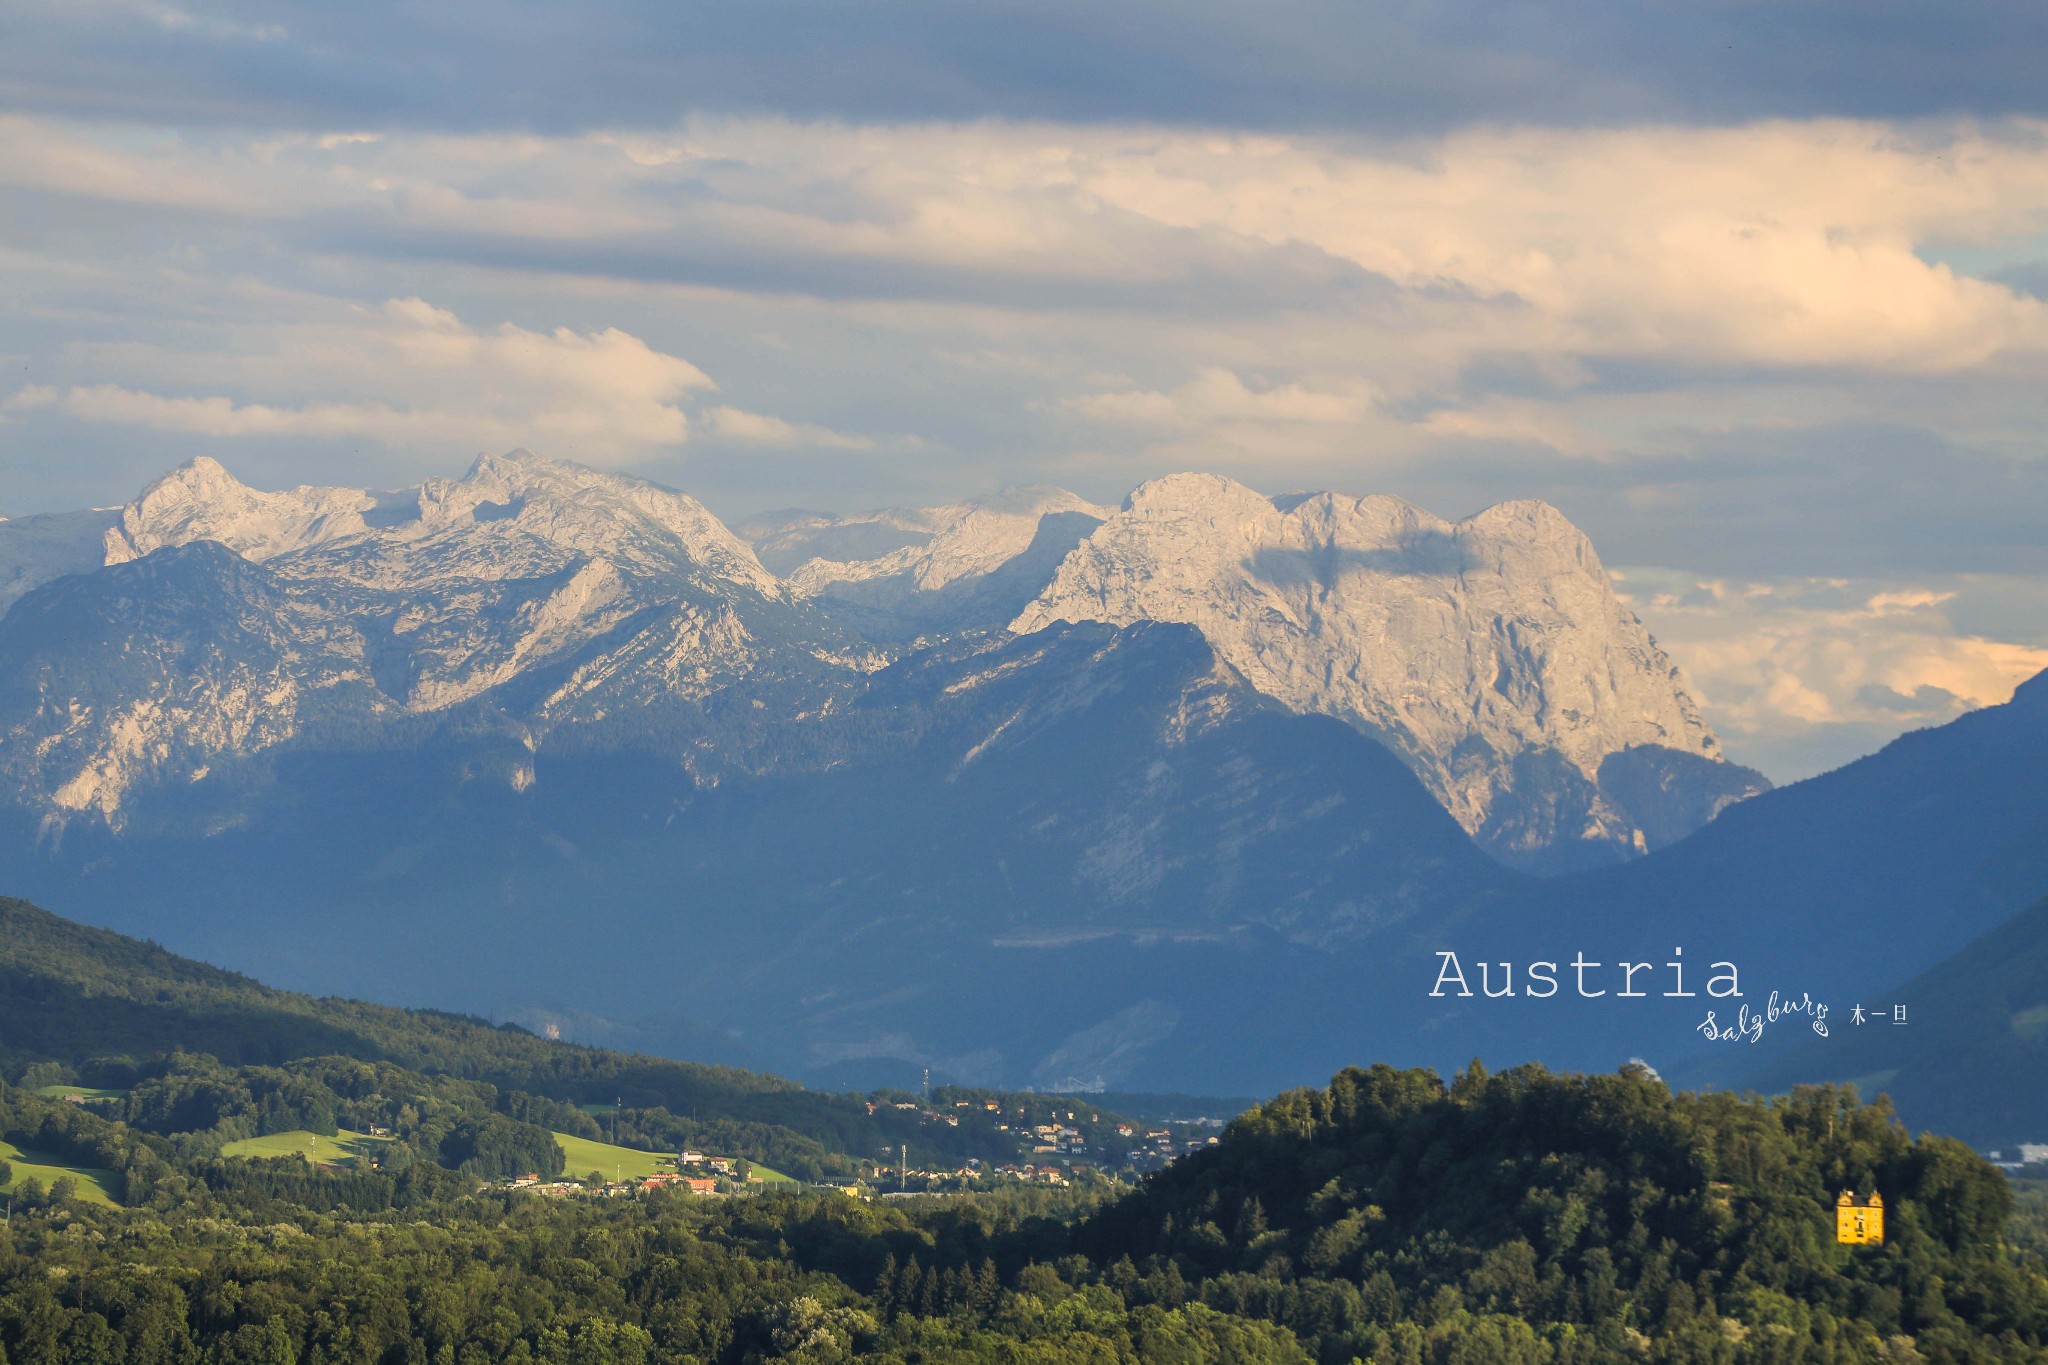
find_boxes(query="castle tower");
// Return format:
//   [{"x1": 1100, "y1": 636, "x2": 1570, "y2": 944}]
[{"x1": 1836, "y1": 1189, "x2": 1885, "y2": 1245}]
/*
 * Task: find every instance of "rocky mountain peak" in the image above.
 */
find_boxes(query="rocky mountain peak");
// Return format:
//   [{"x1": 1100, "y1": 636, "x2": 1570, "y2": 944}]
[
  {"x1": 766, "y1": 485, "x2": 1114, "y2": 641},
  {"x1": 103, "y1": 457, "x2": 375, "y2": 567},
  {"x1": 1013, "y1": 473, "x2": 1751, "y2": 868},
  {"x1": 95, "y1": 452, "x2": 782, "y2": 602}
]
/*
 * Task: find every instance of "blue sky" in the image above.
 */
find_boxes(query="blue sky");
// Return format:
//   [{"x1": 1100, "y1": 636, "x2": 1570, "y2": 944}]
[{"x1": 2, "y1": 0, "x2": 2047, "y2": 780}]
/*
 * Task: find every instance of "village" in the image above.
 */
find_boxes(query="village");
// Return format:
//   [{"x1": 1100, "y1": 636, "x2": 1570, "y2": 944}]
[
  {"x1": 491, "y1": 1094, "x2": 1230, "y2": 1202},
  {"x1": 500, "y1": 1148, "x2": 738, "y2": 1201}
]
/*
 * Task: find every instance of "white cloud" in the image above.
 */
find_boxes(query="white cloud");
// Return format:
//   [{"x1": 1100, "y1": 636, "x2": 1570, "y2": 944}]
[
  {"x1": 701, "y1": 405, "x2": 874, "y2": 450},
  {"x1": 1621, "y1": 570, "x2": 2048, "y2": 779},
  {"x1": 10, "y1": 113, "x2": 2048, "y2": 381},
  {"x1": 1068, "y1": 368, "x2": 1373, "y2": 430},
  {"x1": 3, "y1": 297, "x2": 742, "y2": 463},
  {"x1": 574, "y1": 117, "x2": 2048, "y2": 374},
  {"x1": 1, "y1": 111, "x2": 2044, "y2": 501}
]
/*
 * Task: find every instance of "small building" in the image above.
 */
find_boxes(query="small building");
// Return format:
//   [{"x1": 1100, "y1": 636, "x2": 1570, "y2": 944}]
[
  {"x1": 1836, "y1": 1190, "x2": 1884, "y2": 1245},
  {"x1": 685, "y1": 1177, "x2": 717, "y2": 1194}
]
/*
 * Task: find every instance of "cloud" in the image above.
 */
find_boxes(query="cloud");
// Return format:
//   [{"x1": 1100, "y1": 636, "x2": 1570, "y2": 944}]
[
  {"x1": 701, "y1": 405, "x2": 873, "y2": 450},
  {"x1": 1617, "y1": 569, "x2": 2048, "y2": 780},
  {"x1": 15, "y1": 112, "x2": 2048, "y2": 380},
  {"x1": 1067, "y1": 369, "x2": 1372, "y2": 430},
  {"x1": 3, "y1": 1, "x2": 2047, "y2": 137},
  {"x1": 0, "y1": 297, "x2": 843, "y2": 464},
  {"x1": 4, "y1": 111, "x2": 2046, "y2": 574}
]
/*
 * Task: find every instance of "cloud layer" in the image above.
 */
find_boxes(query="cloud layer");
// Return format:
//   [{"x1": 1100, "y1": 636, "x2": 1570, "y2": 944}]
[
  {"x1": 6, "y1": 1, "x2": 2048, "y2": 135},
  {"x1": 1614, "y1": 570, "x2": 2048, "y2": 779},
  {"x1": 8, "y1": 298, "x2": 717, "y2": 459}
]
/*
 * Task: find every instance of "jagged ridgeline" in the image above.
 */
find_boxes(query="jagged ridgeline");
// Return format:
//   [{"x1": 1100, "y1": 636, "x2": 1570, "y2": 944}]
[{"x1": 0, "y1": 452, "x2": 1766, "y2": 868}]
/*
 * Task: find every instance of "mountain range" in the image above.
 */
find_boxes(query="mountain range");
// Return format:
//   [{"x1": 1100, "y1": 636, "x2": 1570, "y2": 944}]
[
  {"x1": 0, "y1": 452, "x2": 1761, "y2": 864},
  {"x1": 1, "y1": 451, "x2": 2041, "y2": 1136}
]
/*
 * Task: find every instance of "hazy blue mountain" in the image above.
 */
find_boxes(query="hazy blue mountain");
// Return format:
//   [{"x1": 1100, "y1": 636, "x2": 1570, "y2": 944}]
[
  {"x1": 4, "y1": 453, "x2": 2039, "y2": 1102},
  {"x1": 0, "y1": 541, "x2": 388, "y2": 824},
  {"x1": 1402, "y1": 669, "x2": 2048, "y2": 1094},
  {"x1": 1, "y1": 620, "x2": 1516, "y2": 1093},
  {"x1": 0, "y1": 506, "x2": 118, "y2": 615},
  {"x1": 3, "y1": 646, "x2": 2044, "y2": 1097},
  {"x1": 1735, "y1": 890, "x2": 2048, "y2": 1147}
]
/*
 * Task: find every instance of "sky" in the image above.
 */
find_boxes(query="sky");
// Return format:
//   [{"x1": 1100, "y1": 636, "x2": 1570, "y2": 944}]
[{"x1": 2, "y1": 1, "x2": 2047, "y2": 782}]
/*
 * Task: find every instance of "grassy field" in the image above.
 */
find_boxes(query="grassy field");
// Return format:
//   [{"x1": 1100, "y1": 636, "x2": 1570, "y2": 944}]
[
  {"x1": 0, "y1": 1137, "x2": 121, "y2": 1206},
  {"x1": 551, "y1": 1132, "x2": 793, "y2": 1183},
  {"x1": 220, "y1": 1129, "x2": 392, "y2": 1168},
  {"x1": 214, "y1": 1126, "x2": 796, "y2": 1182},
  {"x1": 34, "y1": 1085, "x2": 129, "y2": 1103},
  {"x1": 554, "y1": 1131, "x2": 676, "y2": 1181}
]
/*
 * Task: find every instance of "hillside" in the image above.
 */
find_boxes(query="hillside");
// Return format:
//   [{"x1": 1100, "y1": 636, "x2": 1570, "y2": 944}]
[
  {"x1": 1398, "y1": 669, "x2": 2048, "y2": 1106},
  {"x1": 0, "y1": 896, "x2": 1088, "y2": 1174},
  {"x1": 0, "y1": 894, "x2": 802, "y2": 1105},
  {"x1": 1738, "y1": 893, "x2": 2048, "y2": 1148},
  {"x1": 1071, "y1": 1063, "x2": 2047, "y2": 1361}
]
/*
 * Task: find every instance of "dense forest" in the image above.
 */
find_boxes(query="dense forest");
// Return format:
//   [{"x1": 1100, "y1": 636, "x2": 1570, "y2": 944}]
[
  {"x1": 3, "y1": 897, "x2": 2047, "y2": 1361},
  {"x1": 3, "y1": 1063, "x2": 2046, "y2": 1362}
]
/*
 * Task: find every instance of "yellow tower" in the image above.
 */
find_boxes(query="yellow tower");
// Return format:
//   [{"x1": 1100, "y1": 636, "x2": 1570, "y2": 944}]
[{"x1": 1836, "y1": 1190, "x2": 1884, "y2": 1245}]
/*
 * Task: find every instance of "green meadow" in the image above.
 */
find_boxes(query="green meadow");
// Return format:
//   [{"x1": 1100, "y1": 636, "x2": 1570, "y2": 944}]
[
  {"x1": 551, "y1": 1132, "x2": 793, "y2": 1183},
  {"x1": 0, "y1": 1136, "x2": 120, "y2": 1206},
  {"x1": 33, "y1": 1085, "x2": 129, "y2": 1104},
  {"x1": 220, "y1": 1129, "x2": 393, "y2": 1167},
  {"x1": 553, "y1": 1131, "x2": 676, "y2": 1181}
]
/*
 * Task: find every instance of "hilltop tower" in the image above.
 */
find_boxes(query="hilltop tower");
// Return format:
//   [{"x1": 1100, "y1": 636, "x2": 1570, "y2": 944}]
[{"x1": 1836, "y1": 1190, "x2": 1885, "y2": 1245}]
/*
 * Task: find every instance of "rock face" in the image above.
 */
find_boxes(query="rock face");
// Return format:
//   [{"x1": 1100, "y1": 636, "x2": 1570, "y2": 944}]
[
  {"x1": 108, "y1": 451, "x2": 780, "y2": 599},
  {"x1": 0, "y1": 452, "x2": 858, "y2": 822},
  {"x1": 765, "y1": 487, "x2": 1114, "y2": 641},
  {"x1": 102, "y1": 457, "x2": 377, "y2": 567},
  {"x1": 1011, "y1": 473, "x2": 1764, "y2": 868},
  {"x1": 0, "y1": 542, "x2": 383, "y2": 827}
]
